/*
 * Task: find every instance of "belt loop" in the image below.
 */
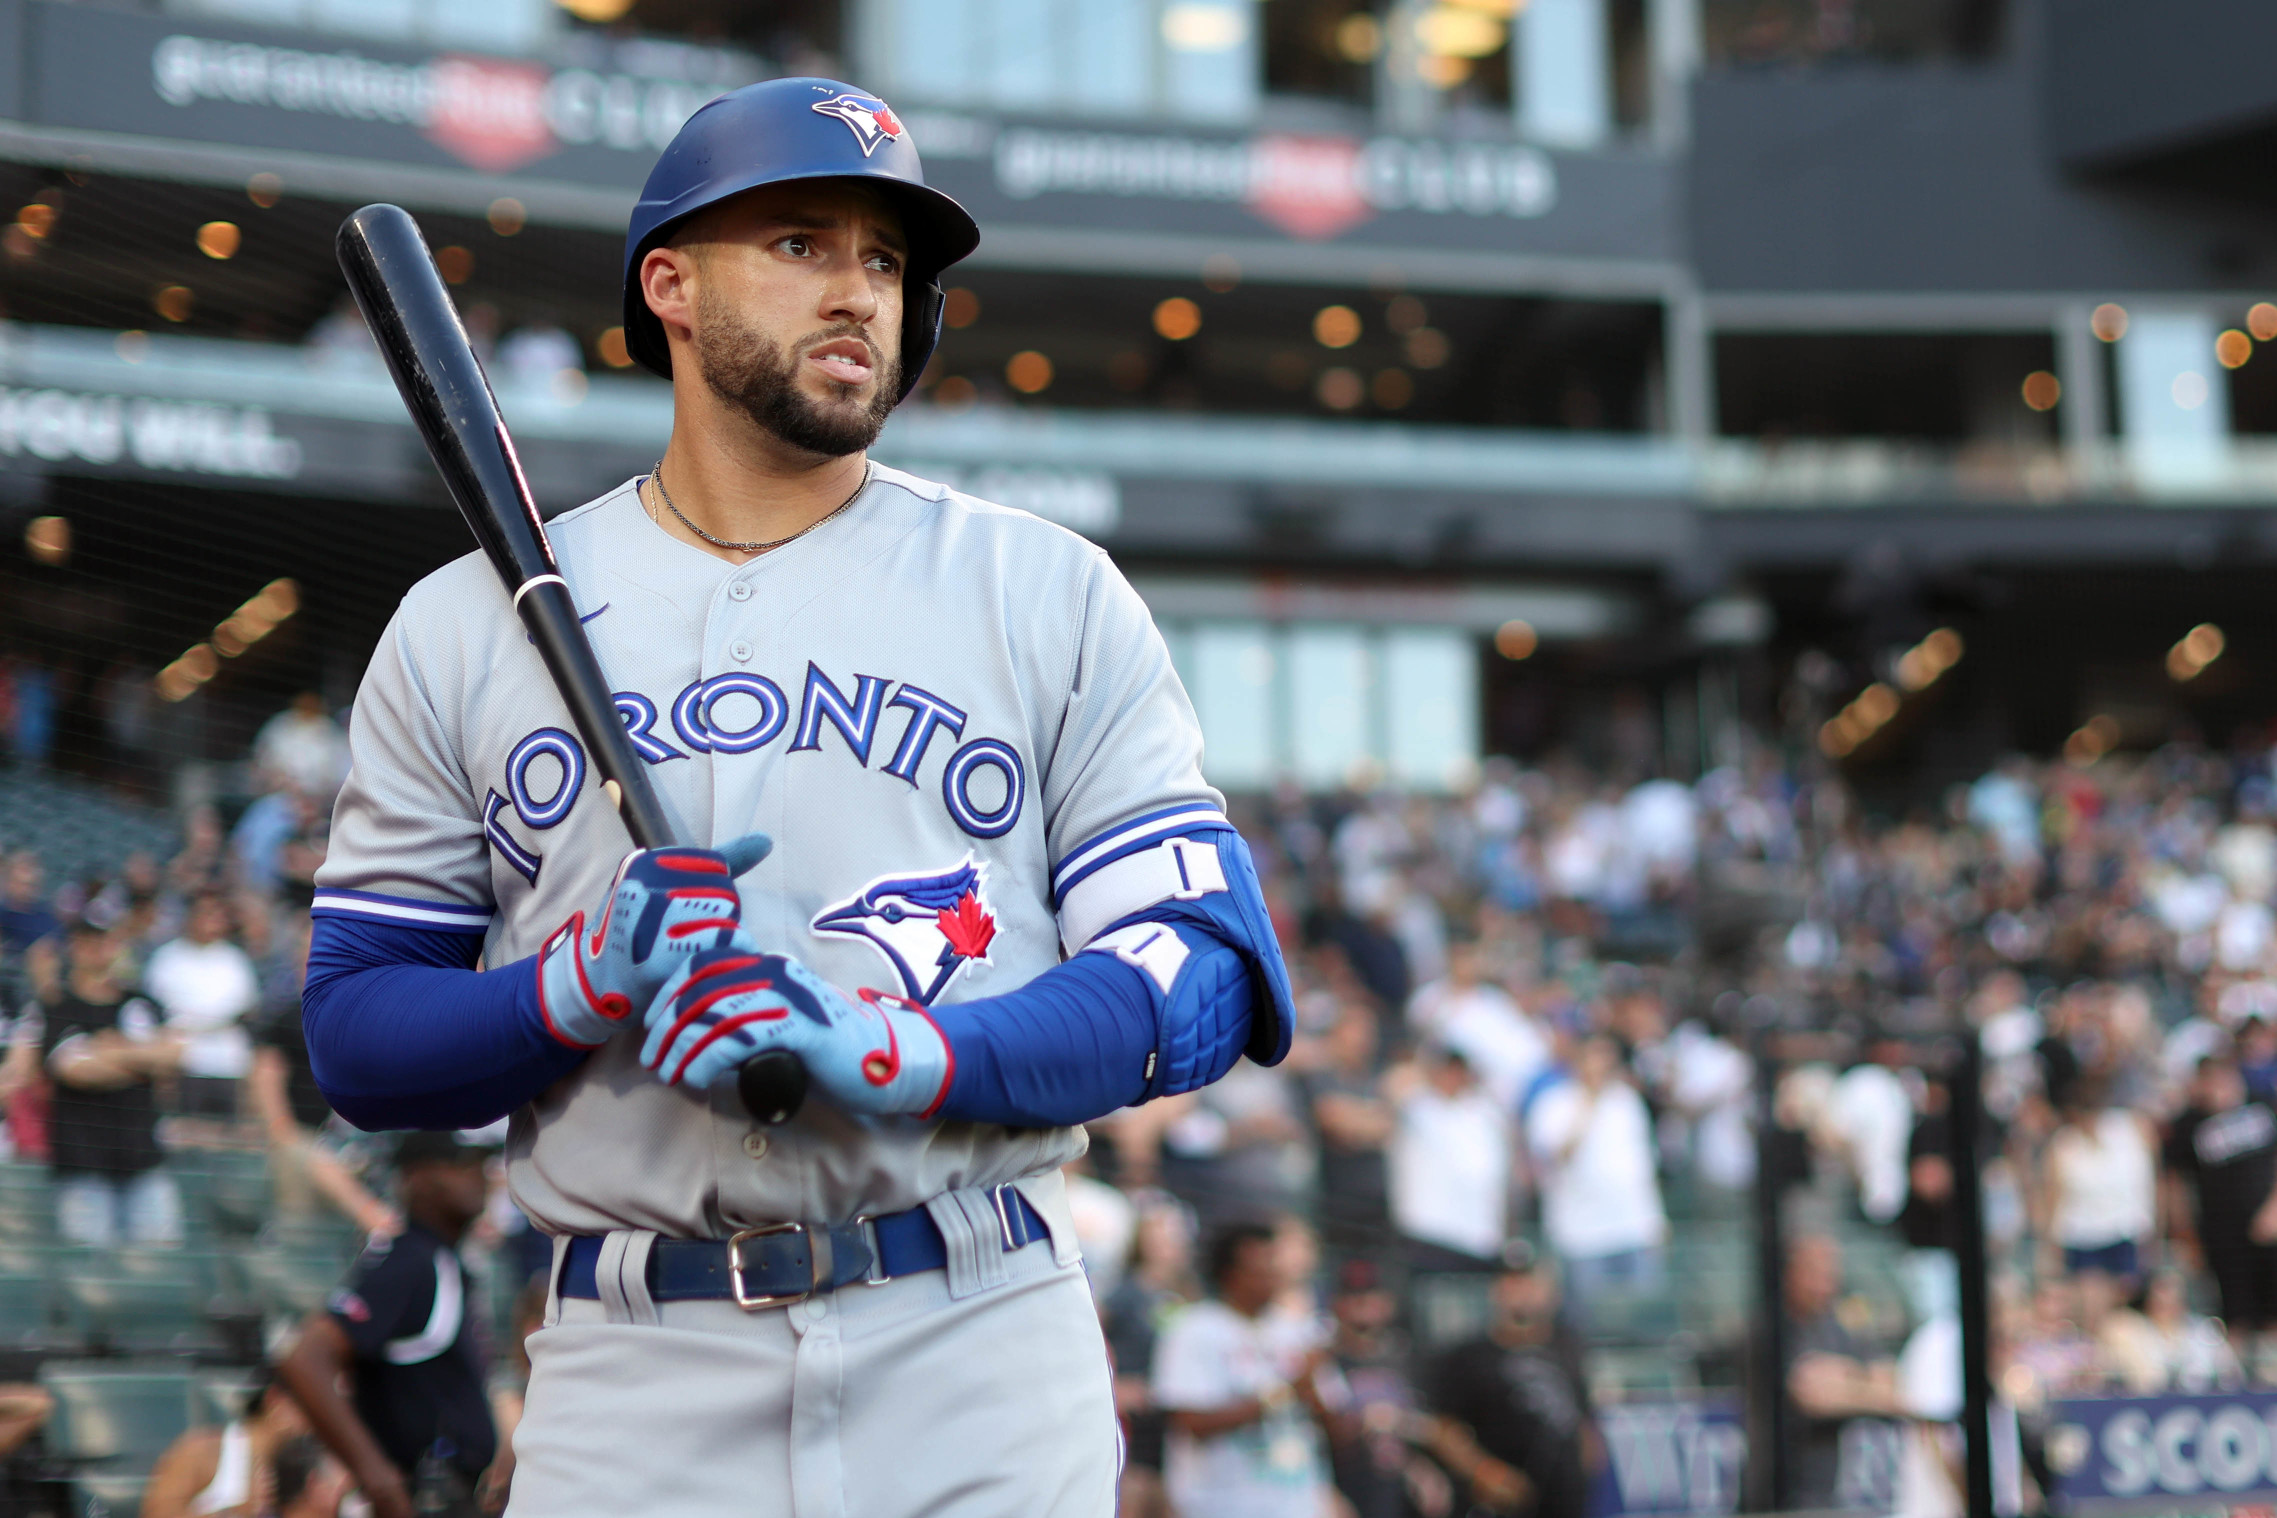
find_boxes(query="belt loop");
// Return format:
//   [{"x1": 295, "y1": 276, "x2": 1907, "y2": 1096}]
[
  {"x1": 991, "y1": 1184, "x2": 1018, "y2": 1251},
  {"x1": 542, "y1": 1233, "x2": 568, "y2": 1329},
  {"x1": 596, "y1": 1230, "x2": 661, "y2": 1326}
]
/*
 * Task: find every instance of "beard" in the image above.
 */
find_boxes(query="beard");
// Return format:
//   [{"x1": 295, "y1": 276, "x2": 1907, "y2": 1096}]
[{"x1": 692, "y1": 296, "x2": 900, "y2": 459}]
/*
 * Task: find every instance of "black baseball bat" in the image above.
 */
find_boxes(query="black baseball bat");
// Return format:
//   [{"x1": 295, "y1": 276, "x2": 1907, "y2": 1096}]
[{"x1": 335, "y1": 203, "x2": 809, "y2": 1128}]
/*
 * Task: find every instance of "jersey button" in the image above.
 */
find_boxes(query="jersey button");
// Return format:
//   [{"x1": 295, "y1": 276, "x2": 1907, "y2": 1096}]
[
  {"x1": 741, "y1": 1131, "x2": 770, "y2": 1161},
  {"x1": 729, "y1": 640, "x2": 755, "y2": 664},
  {"x1": 727, "y1": 580, "x2": 753, "y2": 602}
]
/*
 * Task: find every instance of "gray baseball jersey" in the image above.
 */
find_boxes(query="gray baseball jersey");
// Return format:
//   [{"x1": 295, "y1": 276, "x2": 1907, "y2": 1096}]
[{"x1": 315, "y1": 465, "x2": 1221, "y2": 1238}]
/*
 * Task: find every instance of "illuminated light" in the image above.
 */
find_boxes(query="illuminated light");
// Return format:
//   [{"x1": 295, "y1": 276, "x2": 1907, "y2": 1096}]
[
  {"x1": 1406, "y1": 327, "x2": 1451, "y2": 369},
  {"x1": 2252, "y1": 303, "x2": 2277, "y2": 343},
  {"x1": 1855, "y1": 683, "x2": 1900, "y2": 726},
  {"x1": 114, "y1": 330, "x2": 149, "y2": 364},
  {"x1": 943, "y1": 287, "x2": 981, "y2": 329},
  {"x1": 595, "y1": 326, "x2": 630, "y2": 368},
  {"x1": 255, "y1": 579, "x2": 300, "y2": 619},
  {"x1": 1313, "y1": 304, "x2": 1362, "y2": 349},
  {"x1": 2063, "y1": 713, "x2": 2123, "y2": 766},
  {"x1": 1202, "y1": 254, "x2": 1242, "y2": 292},
  {"x1": 550, "y1": 369, "x2": 588, "y2": 405},
  {"x1": 152, "y1": 285, "x2": 194, "y2": 323},
  {"x1": 434, "y1": 245, "x2": 475, "y2": 284},
  {"x1": 15, "y1": 204, "x2": 55, "y2": 239},
  {"x1": 2, "y1": 225, "x2": 37, "y2": 261},
  {"x1": 1896, "y1": 626, "x2": 1966, "y2": 691},
  {"x1": 1372, "y1": 368, "x2": 1415, "y2": 409},
  {"x1": 2218, "y1": 329, "x2": 2253, "y2": 370},
  {"x1": 212, "y1": 621, "x2": 252, "y2": 658},
  {"x1": 196, "y1": 221, "x2": 240, "y2": 260},
  {"x1": 932, "y1": 376, "x2": 978, "y2": 409},
  {"x1": 2170, "y1": 622, "x2": 2227, "y2": 681},
  {"x1": 2172, "y1": 370, "x2": 2210, "y2": 410},
  {"x1": 1162, "y1": 2, "x2": 1247, "y2": 51},
  {"x1": 1386, "y1": 295, "x2": 1428, "y2": 335},
  {"x1": 2021, "y1": 371, "x2": 2061, "y2": 411},
  {"x1": 556, "y1": 0, "x2": 637, "y2": 18},
  {"x1": 1335, "y1": 13, "x2": 1385, "y2": 61},
  {"x1": 246, "y1": 172, "x2": 284, "y2": 208},
  {"x1": 1895, "y1": 648, "x2": 1934, "y2": 692},
  {"x1": 2091, "y1": 303, "x2": 2128, "y2": 342},
  {"x1": 487, "y1": 197, "x2": 527, "y2": 236},
  {"x1": 1494, "y1": 620, "x2": 1538, "y2": 660},
  {"x1": 1818, "y1": 720, "x2": 1855, "y2": 759},
  {"x1": 181, "y1": 645, "x2": 220, "y2": 681},
  {"x1": 1416, "y1": 53, "x2": 1473, "y2": 87},
  {"x1": 1005, "y1": 350, "x2": 1054, "y2": 394},
  {"x1": 1415, "y1": 5, "x2": 1507, "y2": 56},
  {"x1": 1153, "y1": 297, "x2": 1202, "y2": 341},
  {"x1": 1317, "y1": 366, "x2": 1364, "y2": 410},
  {"x1": 22, "y1": 516, "x2": 69, "y2": 566}
]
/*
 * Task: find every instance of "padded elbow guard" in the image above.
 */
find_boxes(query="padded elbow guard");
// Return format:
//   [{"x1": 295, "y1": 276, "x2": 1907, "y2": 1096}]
[{"x1": 1057, "y1": 816, "x2": 1296, "y2": 1091}]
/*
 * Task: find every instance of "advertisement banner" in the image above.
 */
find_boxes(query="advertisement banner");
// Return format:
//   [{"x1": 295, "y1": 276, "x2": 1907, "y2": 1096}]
[
  {"x1": 2049, "y1": 1392, "x2": 2277, "y2": 1510},
  {"x1": 1591, "y1": 1399, "x2": 1749, "y2": 1517},
  {"x1": 10, "y1": 1, "x2": 1676, "y2": 264}
]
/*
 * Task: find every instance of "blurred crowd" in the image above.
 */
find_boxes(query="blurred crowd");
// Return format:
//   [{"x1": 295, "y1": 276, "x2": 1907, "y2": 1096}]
[{"x1": 10, "y1": 703, "x2": 2277, "y2": 1515}]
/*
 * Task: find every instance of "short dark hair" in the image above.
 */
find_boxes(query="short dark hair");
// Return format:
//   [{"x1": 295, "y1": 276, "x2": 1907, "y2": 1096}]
[
  {"x1": 270, "y1": 1436, "x2": 324, "y2": 1512},
  {"x1": 1207, "y1": 1223, "x2": 1277, "y2": 1289}
]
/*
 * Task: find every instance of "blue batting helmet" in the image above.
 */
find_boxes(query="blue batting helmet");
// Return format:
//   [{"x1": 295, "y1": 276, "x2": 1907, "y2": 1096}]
[{"x1": 621, "y1": 77, "x2": 980, "y2": 400}]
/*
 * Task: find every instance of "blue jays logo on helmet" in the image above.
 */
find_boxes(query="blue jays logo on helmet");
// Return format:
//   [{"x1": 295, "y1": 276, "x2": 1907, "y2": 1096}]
[
  {"x1": 812, "y1": 859, "x2": 996, "y2": 1005},
  {"x1": 811, "y1": 91, "x2": 906, "y2": 159}
]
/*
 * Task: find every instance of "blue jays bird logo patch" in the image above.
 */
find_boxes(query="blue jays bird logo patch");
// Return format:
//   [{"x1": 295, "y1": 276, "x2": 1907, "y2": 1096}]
[
  {"x1": 811, "y1": 92, "x2": 905, "y2": 157},
  {"x1": 813, "y1": 860, "x2": 996, "y2": 1005}
]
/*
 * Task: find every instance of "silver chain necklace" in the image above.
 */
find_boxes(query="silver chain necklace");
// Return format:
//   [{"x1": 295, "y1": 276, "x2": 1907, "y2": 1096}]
[{"x1": 648, "y1": 458, "x2": 870, "y2": 554}]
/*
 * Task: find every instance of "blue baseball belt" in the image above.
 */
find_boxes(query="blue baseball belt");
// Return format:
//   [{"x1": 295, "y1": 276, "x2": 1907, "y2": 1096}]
[{"x1": 560, "y1": 1184, "x2": 1050, "y2": 1310}]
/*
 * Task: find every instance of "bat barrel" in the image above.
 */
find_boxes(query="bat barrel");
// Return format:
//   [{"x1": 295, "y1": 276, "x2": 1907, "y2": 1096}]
[{"x1": 336, "y1": 204, "x2": 557, "y2": 590}]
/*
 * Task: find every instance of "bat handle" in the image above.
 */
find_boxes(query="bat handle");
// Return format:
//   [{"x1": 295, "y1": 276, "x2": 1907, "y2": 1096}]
[
  {"x1": 736, "y1": 1051, "x2": 810, "y2": 1128},
  {"x1": 607, "y1": 786, "x2": 810, "y2": 1126}
]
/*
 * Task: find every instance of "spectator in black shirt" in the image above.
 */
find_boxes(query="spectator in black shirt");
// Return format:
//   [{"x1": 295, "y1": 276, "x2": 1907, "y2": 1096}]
[
  {"x1": 1423, "y1": 1242, "x2": 1596, "y2": 1518},
  {"x1": 2163, "y1": 1054, "x2": 2277, "y2": 1359},
  {"x1": 1897, "y1": 1079, "x2": 1959, "y2": 1323},
  {"x1": 282, "y1": 1132, "x2": 498, "y2": 1518},
  {"x1": 0, "y1": 903, "x2": 185, "y2": 1245},
  {"x1": 1297, "y1": 1001, "x2": 1395, "y2": 1265},
  {"x1": 1776, "y1": 1234, "x2": 1903, "y2": 1511}
]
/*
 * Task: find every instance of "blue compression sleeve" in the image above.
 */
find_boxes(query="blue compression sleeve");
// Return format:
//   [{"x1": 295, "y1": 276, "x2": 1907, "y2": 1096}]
[
  {"x1": 925, "y1": 908, "x2": 1255, "y2": 1129},
  {"x1": 303, "y1": 916, "x2": 586, "y2": 1131}
]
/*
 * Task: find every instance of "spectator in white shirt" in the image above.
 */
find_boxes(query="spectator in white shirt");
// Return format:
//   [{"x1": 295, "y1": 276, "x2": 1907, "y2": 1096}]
[
  {"x1": 1526, "y1": 1035, "x2": 1668, "y2": 1320},
  {"x1": 142, "y1": 892, "x2": 259, "y2": 1129},
  {"x1": 1390, "y1": 1047, "x2": 1513, "y2": 1272},
  {"x1": 251, "y1": 693, "x2": 350, "y2": 803},
  {"x1": 1153, "y1": 1223, "x2": 1349, "y2": 1518},
  {"x1": 1407, "y1": 940, "x2": 1549, "y2": 1112}
]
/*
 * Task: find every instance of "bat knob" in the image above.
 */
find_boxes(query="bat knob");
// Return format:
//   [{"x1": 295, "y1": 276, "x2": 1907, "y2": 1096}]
[{"x1": 737, "y1": 1050, "x2": 809, "y2": 1126}]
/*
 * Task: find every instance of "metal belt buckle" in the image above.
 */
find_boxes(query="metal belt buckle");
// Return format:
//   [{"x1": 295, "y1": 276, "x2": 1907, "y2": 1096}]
[{"x1": 726, "y1": 1222, "x2": 814, "y2": 1310}]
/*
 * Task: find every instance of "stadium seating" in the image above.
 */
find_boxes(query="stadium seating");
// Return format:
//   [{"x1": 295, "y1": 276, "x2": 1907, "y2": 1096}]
[{"x1": 0, "y1": 775, "x2": 179, "y2": 892}]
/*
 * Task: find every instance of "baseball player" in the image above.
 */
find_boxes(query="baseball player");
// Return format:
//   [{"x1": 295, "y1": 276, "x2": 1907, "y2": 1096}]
[{"x1": 301, "y1": 77, "x2": 1294, "y2": 1518}]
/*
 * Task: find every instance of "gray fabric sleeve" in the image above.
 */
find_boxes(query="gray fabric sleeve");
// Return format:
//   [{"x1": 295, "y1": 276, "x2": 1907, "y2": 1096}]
[
  {"x1": 316, "y1": 606, "x2": 495, "y2": 912},
  {"x1": 1040, "y1": 551, "x2": 1222, "y2": 869}
]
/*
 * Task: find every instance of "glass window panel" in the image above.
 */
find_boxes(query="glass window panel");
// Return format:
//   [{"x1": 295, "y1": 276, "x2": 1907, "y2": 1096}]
[
  {"x1": 1071, "y1": 0, "x2": 1157, "y2": 116},
  {"x1": 1384, "y1": 628, "x2": 1479, "y2": 792},
  {"x1": 1162, "y1": 0, "x2": 1262, "y2": 123},
  {"x1": 1288, "y1": 624, "x2": 1371, "y2": 790},
  {"x1": 1189, "y1": 622, "x2": 1277, "y2": 790},
  {"x1": 1517, "y1": 0, "x2": 1611, "y2": 147}
]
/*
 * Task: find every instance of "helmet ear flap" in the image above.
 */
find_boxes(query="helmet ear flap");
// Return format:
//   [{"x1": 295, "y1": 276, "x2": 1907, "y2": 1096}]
[{"x1": 898, "y1": 278, "x2": 947, "y2": 404}]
